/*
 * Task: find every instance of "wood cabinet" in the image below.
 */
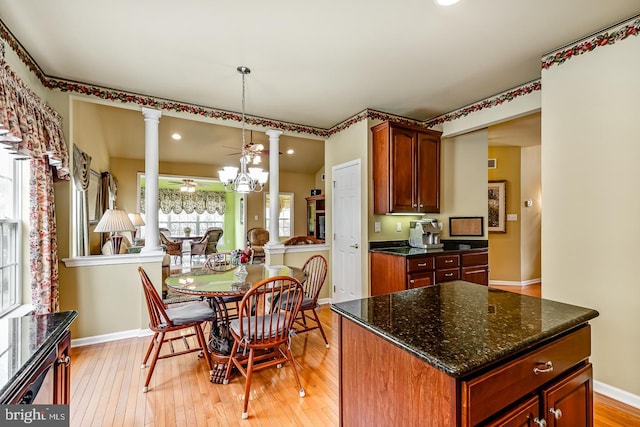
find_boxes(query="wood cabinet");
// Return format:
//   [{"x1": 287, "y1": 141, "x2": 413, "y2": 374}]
[
  {"x1": 371, "y1": 121, "x2": 442, "y2": 214},
  {"x1": 305, "y1": 195, "x2": 325, "y2": 242},
  {"x1": 370, "y1": 249, "x2": 488, "y2": 296},
  {"x1": 337, "y1": 314, "x2": 594, "y2": 426},
  {"x1": 481, "y1": 357, "x2": 593, "y2": 426}
]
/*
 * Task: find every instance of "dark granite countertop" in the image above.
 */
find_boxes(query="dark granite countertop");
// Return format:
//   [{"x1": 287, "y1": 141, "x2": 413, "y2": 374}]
[
  {"x1": 331, "y1": 282, "x2": 598, "y2": 378},
  {"x1": 0, "y1": 310, "x2": 78, "y2": 403},
  {"x1": 369, "y1": 239, "x2": 488, "y2": 257}
]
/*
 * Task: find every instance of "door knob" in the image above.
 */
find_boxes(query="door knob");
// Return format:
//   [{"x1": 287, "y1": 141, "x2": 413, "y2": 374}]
[
  {"x1": 350, "y1": 243, "x2": 359, "y2": 249},
  {"x1": 549, "y1": 408, "x2": 562, "y2": 419}
]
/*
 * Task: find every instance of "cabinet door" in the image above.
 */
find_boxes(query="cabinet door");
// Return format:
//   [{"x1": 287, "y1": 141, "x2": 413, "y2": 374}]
[
  {"x1": 390, "y1": 126, "x2": 417, "y2": 212},
  {"x1": 541, "y1": 364, "x2": 593, "y2": 427},
  {"x1": 461, "y1": 265, "x2": 489, "y2": 286},
  {"x1": 416, "y1": 131, "x2": 440, "y2": 213},
  {"x1": 407, "y1": 271, "x2": 435, "y2": 289},
  {"x1": 484, "y1": 395, "x2": 540, "y2": 427}
]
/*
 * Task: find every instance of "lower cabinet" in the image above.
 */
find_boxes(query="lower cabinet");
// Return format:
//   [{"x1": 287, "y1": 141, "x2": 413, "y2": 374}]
[
  {"x1": 370, "y1": 250, "x2": 489, "y2": 296},
  {"x1": 485, "y1": 363, "x2": 593, "y2": 427},
  {"x1": 462, "y1": 326, "x2": 592, "y2": 426}
]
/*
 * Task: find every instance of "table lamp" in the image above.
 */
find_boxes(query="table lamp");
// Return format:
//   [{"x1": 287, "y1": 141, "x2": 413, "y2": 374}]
[
  {"x1": 128, "y1": 212, "x2": 145, "y2": 242},
  {"x1": 94, "y1": 209, "x2": 136, "y2": 254}
]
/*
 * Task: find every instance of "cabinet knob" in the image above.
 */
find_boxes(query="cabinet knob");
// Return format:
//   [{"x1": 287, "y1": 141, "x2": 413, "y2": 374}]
[
  {"x1": 549, "y1": 408, "x2": 562, "y2": 419},
  {"x1": 412, "y1": 204, "x2": 417, "y2": 207},
  {"x1": 57, "y1": 355, "x2": 71, "y2": 366},
  {"x1": 409, "y1": 280, "x2": 415, "y2": 284},
  {"x1": 533, "y1": 361, "x2": 554, "y2": 375},
  {"x1": 533, "y1": 418, "x2": 547, "y2": 427},
  {"x1": 419, "y1": 204, "x2": 423, "y2": 208}
]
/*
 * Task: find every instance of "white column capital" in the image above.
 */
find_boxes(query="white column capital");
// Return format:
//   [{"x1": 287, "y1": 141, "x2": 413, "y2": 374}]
[
  {"x1": 265, "y1": 129, "x2": 283, "y2": 138},
  {"x1": 141, "y1": 107, "x2": 162, "y2": 121}
]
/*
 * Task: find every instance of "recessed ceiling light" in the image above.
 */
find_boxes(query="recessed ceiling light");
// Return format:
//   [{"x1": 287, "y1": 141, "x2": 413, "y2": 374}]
[
  {"x1": 286, "y1": 149, "x2": 294, "y2": 155},
  {"x1": 171, "y1": 133, "x2": 182, "y2": 140},
  {"x1": 434, "y1": 0, "x2": 460, "y2": 5}
]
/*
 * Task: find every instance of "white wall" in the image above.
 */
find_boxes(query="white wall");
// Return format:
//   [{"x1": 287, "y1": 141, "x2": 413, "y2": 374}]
[{"x1": 541, "y1": 32, "x2": 640, "y2": 397}]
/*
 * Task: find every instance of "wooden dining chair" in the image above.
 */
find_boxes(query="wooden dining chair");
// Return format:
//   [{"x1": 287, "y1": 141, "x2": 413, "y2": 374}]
[
  {"x1": 294, "y1": 254, "x2": 330, "y2": 348},
  {"x1": 137, "y1": 267, "x2": 215, "y2": 393},
  {"x1": 223, "y1": 275, "x2": 305, "y2": 419}
]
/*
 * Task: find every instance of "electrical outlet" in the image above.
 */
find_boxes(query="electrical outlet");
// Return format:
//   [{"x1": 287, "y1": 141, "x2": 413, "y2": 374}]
[
  {"x1": 254, "y1": 215, "x2": 259, "y2": 221},
  {"x1": 396, "y1": 222, "x2": 402, "y2": 232},
  {"x1": 507, "y1": 213, "x2": 518, "y2": 221},
  {"x1": 374, "y1": 222, "x2": 381, "y2": 232}
]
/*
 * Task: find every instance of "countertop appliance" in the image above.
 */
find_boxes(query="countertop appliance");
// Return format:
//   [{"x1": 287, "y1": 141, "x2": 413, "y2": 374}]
[{"x1": 409, "y1": 219, "x2": 443, "y2": 250}]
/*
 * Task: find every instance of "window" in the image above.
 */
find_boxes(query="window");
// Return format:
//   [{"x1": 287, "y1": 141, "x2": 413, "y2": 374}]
[
  {"x1": 265, "y1": 193, "x2": 293, "y2": 238},
  {"x1": 0, "y1": 149, "x2": 21, "y2": 317},
  {"x1": 157, "y1": 210, "x2": 224, "y2": 236}
]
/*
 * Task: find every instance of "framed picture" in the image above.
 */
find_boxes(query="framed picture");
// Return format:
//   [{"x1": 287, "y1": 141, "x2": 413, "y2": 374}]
[
  {"x1": 449, "y1": 217, "x2": 484, "y2": 237},
  {"x1": 87, "y1": 170, "x2": 100, "y2": 223},
  {"x1": 488, "y1": 181, "x2": 506, "y2": 233}
]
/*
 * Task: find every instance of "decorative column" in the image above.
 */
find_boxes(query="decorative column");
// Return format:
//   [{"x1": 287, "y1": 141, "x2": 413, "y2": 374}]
[
  {"x1": 141, "y1": 108, "x2": 162, "y2": 252},
  {"x1": 266, "y1": 129, "x2": 283, "y2": 246}
]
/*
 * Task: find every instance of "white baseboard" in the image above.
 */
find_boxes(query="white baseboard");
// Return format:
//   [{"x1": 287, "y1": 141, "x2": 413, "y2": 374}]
[
  {"x1": 71, "y1": 328, "x2": 153, "y2": 348},
  {"x1": 489, "y1": 278, "x2": 541, "y2": 286},
  {"x1": 594, "y1": 380, "x2": 640, "y2": 409},
  {"x1": 317, "y1": 298, "x2": 331, "y2": 306}
]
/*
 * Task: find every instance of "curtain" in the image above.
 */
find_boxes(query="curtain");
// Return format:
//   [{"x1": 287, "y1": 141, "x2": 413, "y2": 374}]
[
  {"x1": 140, "y1": 188, "x2": 226, "y2": 215},
  {"x1": 0, "y1": 51, "x2": 69, "y2": 314},
  {"x1": 72, "y1": 145, "x2": 92, "y2": 256}
]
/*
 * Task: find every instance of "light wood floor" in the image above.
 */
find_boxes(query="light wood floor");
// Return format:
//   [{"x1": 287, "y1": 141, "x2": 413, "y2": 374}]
[{"x1": 69, "y1": 292, "x2": 640, "y2": 426}]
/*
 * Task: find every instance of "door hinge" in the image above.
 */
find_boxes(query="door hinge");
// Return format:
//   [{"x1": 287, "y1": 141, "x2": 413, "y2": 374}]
[
  {"x1": 333, "y1": 180, "x2": 336, "y2": 188},
  {"x1": 333, "y1": 285, "x2": 336, "y2": 293}
]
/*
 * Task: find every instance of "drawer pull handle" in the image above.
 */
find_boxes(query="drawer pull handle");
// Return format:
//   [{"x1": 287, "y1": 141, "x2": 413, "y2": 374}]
[
  {"x1": 549, "y1": 408, "x2": 562, "y2": 419},
  {"x1": 533, "y1": 418, "x2": 547, "y2": 427},
  {"x1": 417, "y1": 263, "x2": 427, "y2": 267},
  {"x1": 444, "y1": 273, "x2": 453, "y2": 277},
  {"x1": 533, "y1": 361, "x2": 553, "y2": 374},
  {"x1": 445, "y1": 259, "x2": 453, "y2": 263}
]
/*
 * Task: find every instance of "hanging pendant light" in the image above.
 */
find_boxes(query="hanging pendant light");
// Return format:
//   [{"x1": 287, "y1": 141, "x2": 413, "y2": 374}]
[{"x1": 218, "y1": 66, "x2": 268, "y2": 193}]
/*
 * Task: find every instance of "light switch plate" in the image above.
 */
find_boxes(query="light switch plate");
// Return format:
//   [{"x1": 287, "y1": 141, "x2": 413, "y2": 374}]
[
  {"x1": 374, "y1": 222, "x2": 381, "y2": 232},
  {"x1": 396, "y1": 222, "x2": 402, "y2": 232},
  {"x1": 507, "y1": 213, "x2": 518, "y2": 221}
]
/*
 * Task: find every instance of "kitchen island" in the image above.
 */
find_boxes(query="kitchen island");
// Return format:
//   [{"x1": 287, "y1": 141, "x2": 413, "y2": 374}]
[{"x1": 331, "y1": 281, "x2": 599, "y2": 426}]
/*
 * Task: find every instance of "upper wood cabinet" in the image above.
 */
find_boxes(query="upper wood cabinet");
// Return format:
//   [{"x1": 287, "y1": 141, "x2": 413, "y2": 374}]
[{"x1": 371, "y1": 121, "x2": 442, "y2": 214}]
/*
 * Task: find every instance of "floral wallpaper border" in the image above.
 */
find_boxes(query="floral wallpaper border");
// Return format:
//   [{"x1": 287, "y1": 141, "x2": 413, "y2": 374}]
[
  {"x1": 0, "y1": 14, "x2": 637, "y2": 136},
  {"x1": 542, "y1": 16, "x2": 640, "y2": 70}
]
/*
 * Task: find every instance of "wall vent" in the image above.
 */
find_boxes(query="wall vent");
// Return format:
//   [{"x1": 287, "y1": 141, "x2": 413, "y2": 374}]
[{"x1": 488, "y1": 158, "x2": 497, "y2": 169}]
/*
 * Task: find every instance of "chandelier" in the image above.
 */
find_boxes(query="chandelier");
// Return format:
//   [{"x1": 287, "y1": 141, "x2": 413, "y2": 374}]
[{"x1": 218, "y1": 66, "x2": 269, "y2": 193}]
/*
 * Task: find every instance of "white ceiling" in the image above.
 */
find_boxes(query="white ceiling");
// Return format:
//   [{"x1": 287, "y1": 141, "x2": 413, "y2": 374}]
[{"x1": 1, "y1": 1, "x2": 638, "y2": 130}]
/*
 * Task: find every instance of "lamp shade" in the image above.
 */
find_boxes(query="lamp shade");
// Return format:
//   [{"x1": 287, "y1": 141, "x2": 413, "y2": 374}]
[
  {"x1": 128, "y1": 212, "x2": 145, "y2": 227},
  {"x1": 94, "y1": 209, "x2": 136, "y2": 233}
]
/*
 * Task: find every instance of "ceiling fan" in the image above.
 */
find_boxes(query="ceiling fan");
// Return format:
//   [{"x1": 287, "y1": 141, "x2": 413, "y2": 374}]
[
  {"x1": 168, "y1": 179, "x2": 210, "y2": 192},
  {"x1": 224, "y1": 130, "x2": 281, "y2": 161}
]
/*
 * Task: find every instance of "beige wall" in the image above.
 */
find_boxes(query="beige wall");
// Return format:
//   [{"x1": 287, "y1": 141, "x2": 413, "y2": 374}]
[
  {"x1": 326, "y1": 119, "x2": 369, "y2": 296},
  {"x1": 520, "y1": 145, "x2": 541, "y2": 281},
  {"x1": 541, "y1": 32, "x2": 640, "y2": 395},
  {"x1": 487, "y1": 146, "x2": 522, "y2": 282}
]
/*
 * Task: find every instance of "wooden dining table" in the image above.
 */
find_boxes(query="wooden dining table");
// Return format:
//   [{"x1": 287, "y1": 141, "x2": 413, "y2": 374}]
[{"x1": 165, "y1": 263, "x2": 306, "y2": 383}]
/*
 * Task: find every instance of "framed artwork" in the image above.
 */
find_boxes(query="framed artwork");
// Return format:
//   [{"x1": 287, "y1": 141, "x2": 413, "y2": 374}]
[
  {"x1": 87, "y1": 170, "x2": 101, "y2": 223},
  {"x1": 488, "y1": 181, "x2": 506, "y2": 233},
  {"x1": 449, "y1": 217, "x2": 484, "y2": 237}
]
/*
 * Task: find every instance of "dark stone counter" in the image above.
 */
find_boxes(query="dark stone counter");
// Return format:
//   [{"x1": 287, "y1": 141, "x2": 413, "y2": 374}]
[
  {"x1": 0, "y1": 310, "x2": 78, "y2": 403},
  {"x1": 331, "y1": 281, "x2": 598, "y2": 378},
  {"x1": 369, "y1": 239, "x2": 488, "y2": 257}
]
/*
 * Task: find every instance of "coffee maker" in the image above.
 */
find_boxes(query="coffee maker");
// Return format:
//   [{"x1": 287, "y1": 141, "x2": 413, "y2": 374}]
[{"x1": 409, "y1": 219, "x2": 443, "y2": 250}]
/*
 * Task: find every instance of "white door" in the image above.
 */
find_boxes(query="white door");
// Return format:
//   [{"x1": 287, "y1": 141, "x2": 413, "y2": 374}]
[{"x1": 332, "y1": 159, "x2": 362, "y2": 303}]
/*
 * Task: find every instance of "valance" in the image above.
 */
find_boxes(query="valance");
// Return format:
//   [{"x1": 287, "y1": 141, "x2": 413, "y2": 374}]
[
  {"x1": 0, "y1": 60, "x2": 69, "y2": 179},
  {"x1": 141, "y1": 188, "x2": 227, "y2": 215}
]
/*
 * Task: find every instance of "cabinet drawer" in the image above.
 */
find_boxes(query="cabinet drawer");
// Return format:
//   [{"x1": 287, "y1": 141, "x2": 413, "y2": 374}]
[
  {"x1": 462, "y1": 325, "x2": 591, "y2": 426},
  {"x1": 407, "y1": 257, "x2": 434, "y2": 273},
  {"x1": 461, "y1": 252, "x2": 488, "y2": 267},
  {"x1": 436, "y1": 254, "x2": 459, "y2": 269},
  {"x1": 407, "y1": 272, "x2": 435, "y2": 289},
  {"x1": 436, "y1": 268, "x2": 460, "y2": 283}
]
